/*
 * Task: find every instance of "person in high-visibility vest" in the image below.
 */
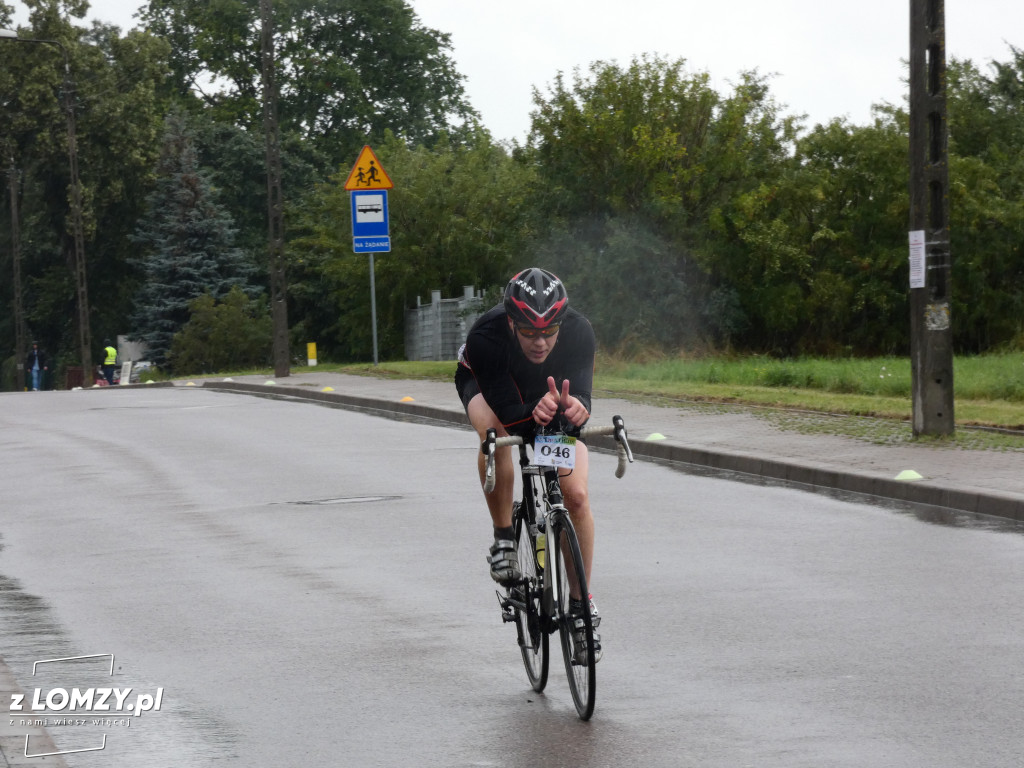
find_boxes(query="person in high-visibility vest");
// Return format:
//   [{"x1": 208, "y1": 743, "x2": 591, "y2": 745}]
[{"x1": 101, "y1": 339, "x2": 118, "y2": 385}]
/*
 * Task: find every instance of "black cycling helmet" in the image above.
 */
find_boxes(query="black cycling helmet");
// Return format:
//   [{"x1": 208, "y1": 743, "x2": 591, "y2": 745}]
[{"x1": 503, "y1": 267, "x2": 569, "y2": 330}]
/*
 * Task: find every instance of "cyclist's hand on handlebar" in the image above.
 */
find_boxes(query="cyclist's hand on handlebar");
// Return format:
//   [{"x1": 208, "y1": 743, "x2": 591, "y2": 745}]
[{"x1": 533, "y1": 377, "x2": 561, "y2": 425}]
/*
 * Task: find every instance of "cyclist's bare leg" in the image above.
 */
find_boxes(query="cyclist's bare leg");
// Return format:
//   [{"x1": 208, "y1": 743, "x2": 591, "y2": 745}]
[
  {"x1": 558, "y1": 442, "x2": 593, "y2": 598},
  {"x1": 466, "y1": 393, "x2": 514, "y2": 528}
]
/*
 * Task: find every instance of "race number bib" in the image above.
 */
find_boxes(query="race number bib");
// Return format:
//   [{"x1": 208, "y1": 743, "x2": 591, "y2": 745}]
[{"x1": 534, "y1": 434, "x2": 577, "y2": 469}]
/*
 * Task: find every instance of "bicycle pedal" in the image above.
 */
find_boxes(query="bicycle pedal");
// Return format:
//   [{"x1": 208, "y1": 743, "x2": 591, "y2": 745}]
[{"x1": 495, "y1": 591, "x2": 516, "y2": 622}]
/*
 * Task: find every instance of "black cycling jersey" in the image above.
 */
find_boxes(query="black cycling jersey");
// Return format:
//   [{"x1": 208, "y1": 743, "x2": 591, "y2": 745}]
[{"x1": 456, "y1": 304, "x2": 595, "y2": 436}]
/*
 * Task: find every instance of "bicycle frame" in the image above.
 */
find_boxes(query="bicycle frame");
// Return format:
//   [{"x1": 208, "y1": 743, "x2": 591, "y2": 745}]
[
  {"x1": 515, "y1": 443, "x2": 572, "y2": 629},
  {"x1": 483, "y1": 415, "x2": 634, "y2": 719}
]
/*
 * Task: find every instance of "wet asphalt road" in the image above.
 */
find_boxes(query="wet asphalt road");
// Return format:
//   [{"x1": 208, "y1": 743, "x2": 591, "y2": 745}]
[{"x1": 2, "y1": 387, "x2": 1024, "y2": 767}]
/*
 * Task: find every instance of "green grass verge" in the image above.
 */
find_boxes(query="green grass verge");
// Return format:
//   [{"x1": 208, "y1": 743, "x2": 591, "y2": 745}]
[
  {"x1": 324, "y1": 357, "x2": 1024, "y2": 432},
  {"x1": 167, "y1": 355, "x2": 1024, "y2": 449}
]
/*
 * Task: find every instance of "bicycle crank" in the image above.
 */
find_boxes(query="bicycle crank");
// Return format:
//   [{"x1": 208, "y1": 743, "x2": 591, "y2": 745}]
[{"x1": 495, "y1": 590, "x2": 517, "y2": 623}]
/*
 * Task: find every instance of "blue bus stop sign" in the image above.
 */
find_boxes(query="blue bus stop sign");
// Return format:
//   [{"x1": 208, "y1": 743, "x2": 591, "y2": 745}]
[{"x1": 351, "y1": 190, "x2": 390, "y2": 253}]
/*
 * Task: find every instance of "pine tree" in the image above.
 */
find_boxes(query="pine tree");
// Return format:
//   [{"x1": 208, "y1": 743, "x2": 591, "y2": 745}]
[{"x1": 130, "y1": 110, "x2": 258, "y2": 365}]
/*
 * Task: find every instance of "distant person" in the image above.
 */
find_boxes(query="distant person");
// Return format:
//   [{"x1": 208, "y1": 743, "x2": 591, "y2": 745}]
[
  {"x1": 25, "y1": 341, "x2": 48, "y2": 391},
  {"x1": 101, "y1": 339, "x2": 118, "y2": 385}
]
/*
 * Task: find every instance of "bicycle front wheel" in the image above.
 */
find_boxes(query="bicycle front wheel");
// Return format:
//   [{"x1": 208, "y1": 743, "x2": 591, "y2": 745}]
[
  {"x1": 513, "y1": 504, "x2": 548, "y2": 692},
  {"x1": 551, "y1": 513, "x2": 596, "y2": 720}
]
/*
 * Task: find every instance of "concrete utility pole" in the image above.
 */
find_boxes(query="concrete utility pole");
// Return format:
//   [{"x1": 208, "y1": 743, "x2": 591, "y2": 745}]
[
  {"x1": 908, "y1": 0, "x2": 955, "y2": 436},
  {"x1": 259, "y1": 0, "x2": 290, "y2": 378}
]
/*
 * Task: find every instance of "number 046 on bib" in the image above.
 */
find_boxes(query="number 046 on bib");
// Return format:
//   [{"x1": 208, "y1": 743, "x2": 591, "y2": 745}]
[{"x1": 533, "y1": 434, "x2": 577, "y2": 469}]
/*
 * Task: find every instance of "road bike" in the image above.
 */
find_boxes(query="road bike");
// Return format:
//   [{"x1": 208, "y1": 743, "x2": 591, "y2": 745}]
[{"x1": 482, "y1": 415, "x2": 633, "y2": 720}]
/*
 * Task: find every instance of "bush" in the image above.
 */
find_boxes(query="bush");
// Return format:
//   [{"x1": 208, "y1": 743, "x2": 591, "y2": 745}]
[{"x1": 168, "y1": 287, "x2": 273, "y2": 375}]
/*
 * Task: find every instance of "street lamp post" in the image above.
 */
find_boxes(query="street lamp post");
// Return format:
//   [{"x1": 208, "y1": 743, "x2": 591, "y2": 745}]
[{"x1": 0, "y1": 29, "x2": 93, "y2": 382}]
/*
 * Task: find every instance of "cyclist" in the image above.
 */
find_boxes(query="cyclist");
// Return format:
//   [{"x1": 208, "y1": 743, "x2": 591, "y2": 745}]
[{"x1": 455, "y1": 267, "x2": 601, "y2": 661}]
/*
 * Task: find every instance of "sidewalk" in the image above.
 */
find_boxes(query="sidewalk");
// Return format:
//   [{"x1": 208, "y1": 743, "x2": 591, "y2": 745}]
[{"x1": 190, "y1": 371, "x2": 1024, "y2": 523}]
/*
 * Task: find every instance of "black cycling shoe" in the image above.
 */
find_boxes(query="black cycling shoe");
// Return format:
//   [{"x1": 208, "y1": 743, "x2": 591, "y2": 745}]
[
  {"x1": 487, "y1": 539, "x2": 521, "y2": 586},
  {"x1": 570, "y1": 595, "x2": 602, "y2": 664}
]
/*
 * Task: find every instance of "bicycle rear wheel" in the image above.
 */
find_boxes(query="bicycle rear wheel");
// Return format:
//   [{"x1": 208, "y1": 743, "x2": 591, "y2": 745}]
[
  {"x1": 551, "y1": 513, "x2": 596, "y2": 720},
  {"x1": 512, "y1": 503, "x2": 548, "y2": 692}
]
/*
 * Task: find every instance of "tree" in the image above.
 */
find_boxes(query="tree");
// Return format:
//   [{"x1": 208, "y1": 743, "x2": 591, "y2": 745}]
[
  {"x1": 0, "y1": 0, "x2": 172, "y2": 375},
  {"x1": 945, "y1": 53, "x2": 1024, "y2": 351},
  {"x1": 189, "y1": 114, "x2": 322, "y2": 259},
  {"x1": 526, "y1": 55, "x2": 798, "y2": 349},
  {"x1": 168, "y1": 285, "x2": 272, "y2": 373},
  {"x1": 130, "y1": 109, "x2": 258, "y2": 364},
  {"x1": 288, "y1": 131, "x2": 538, "y2": 360},
  {"x1": 139, "y1": 0, "x2": 479, "y2": 168},
  {"x1": 721, "y1": 51, "x2": 1024, "y2": 356},
  {"x1": 730, "y1": 112, "x2": 911, "y2": 355}
]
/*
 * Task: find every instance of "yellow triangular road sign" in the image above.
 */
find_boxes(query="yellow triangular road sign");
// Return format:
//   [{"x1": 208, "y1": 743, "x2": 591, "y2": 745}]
[{"x1": 344, "y1": 145, "x2": 394, "y2": 190}]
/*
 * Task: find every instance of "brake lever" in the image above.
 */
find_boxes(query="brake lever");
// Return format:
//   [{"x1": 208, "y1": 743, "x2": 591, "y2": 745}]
[
  {"x1": 482, "y1": 428, "x2": 498, "y2": 493},
  {"x1": 613, "y1": 414, "x2": 635, "y2": 464}
]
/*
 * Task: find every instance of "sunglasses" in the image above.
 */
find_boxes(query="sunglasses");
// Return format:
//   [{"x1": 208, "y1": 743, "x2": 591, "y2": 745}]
[{"x1": 515, "y1": 324, "x2": 560, "y2": 339}]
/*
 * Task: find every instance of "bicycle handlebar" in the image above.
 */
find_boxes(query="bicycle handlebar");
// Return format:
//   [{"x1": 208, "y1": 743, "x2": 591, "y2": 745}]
[
  {"x1": 581, "y1": 414, "x2": 634, "y2": 477},
  {"x1": 482, "y1": 415, "x2": 635, "y2": 494}
]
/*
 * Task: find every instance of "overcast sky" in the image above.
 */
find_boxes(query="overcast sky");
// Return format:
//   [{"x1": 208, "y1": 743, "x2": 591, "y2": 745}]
[{"x1": 10, "y1": 0, "x2": 1023, "y2": 143}]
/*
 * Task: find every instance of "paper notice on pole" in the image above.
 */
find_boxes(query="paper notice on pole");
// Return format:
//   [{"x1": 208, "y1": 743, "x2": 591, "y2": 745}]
[{"x1": 908, "y1": 230, "x2": 926, "y2": 289}]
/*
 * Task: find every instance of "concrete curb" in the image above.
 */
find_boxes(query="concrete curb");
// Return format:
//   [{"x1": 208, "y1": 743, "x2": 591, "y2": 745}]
[
  {"x1": 627, "y1": 438, "x2": 1024, "y2": 522},
  {"x1": 202, "y1": 380, "x2": 469, "y2": 428},
  {"x1": 66, "y1": 381, "x2": 177, "y2": 392},
  {"x1": 199, "y1": 380, "x2": 1024, "y2": 524}
]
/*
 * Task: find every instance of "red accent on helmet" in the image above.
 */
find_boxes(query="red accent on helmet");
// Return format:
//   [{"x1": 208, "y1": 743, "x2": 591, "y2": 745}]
[{"x1": 509, "y1": 296, "x2": 567, "y2": 328}]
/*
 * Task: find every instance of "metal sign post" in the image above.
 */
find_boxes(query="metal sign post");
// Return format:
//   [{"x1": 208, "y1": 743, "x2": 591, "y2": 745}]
[
  {"x1": 369, "y1": 254, "x2": 379, "y2": 366},
  {"x1": 350, "y1": 189, "x2": 390, "y2": 366},
  {"x1": 345, "y1": 146, "x2": 394, "y2": 366}
]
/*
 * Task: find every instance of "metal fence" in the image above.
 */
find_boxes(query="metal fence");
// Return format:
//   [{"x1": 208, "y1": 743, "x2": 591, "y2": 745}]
[{"x1": 404, "y1": 286, "x2": 487, "y2": 361}]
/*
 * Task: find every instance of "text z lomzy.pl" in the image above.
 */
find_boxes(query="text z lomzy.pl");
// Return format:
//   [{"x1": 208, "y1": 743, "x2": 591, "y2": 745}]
[{"x1": 10, "y1": 688, "x2": 164, "y2": 717}]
